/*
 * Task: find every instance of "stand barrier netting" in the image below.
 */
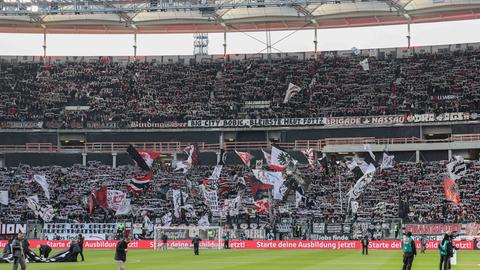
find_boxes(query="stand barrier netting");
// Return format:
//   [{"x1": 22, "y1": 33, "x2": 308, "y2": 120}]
[{"x1": 153, "y1": 226, "x2": 223, "y2": 250}]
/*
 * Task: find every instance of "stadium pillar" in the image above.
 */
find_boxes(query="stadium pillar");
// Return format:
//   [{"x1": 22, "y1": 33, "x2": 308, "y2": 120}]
[
  {"x1": 112, "y1": 152, "x2": 117, "y2": 169},
  {"x1": 415, "y1": 150, "x2": 420, "y2": 163},
  {"x1": 42, "y1": 29, "x2": 47, "y2": 61},
  {"x1": 314, "y1": 28, "x2": 318, "y2": 59},
  {"x1": 82, "y1": 153, "x2": 87, "y2": 166},
  {"x1": 133, "y1": 32, "x2": 138, "y2": 57},
  {"x1": 223, "y1": 31, "x2": 227, "y2": 60}
]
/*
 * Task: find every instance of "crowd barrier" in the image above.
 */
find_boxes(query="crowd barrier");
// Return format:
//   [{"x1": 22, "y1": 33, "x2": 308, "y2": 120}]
[{"x1": 0, "y1": 240, "x2": 475, "y2": 250}]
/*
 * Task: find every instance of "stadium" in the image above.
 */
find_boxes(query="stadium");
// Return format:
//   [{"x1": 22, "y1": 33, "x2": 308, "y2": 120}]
[{"x1": 1, "y1": 0, "x2": 480, "y2": 269}]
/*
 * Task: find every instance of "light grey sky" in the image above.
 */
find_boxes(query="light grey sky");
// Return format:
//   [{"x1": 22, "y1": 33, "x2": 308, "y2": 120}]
[{"x1": 0, "y1": 19, "x2": 479, "y2": 56}]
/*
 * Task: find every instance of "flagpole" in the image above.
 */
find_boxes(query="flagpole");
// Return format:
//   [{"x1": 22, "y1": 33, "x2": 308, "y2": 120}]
[{"x1": 339, "y1": 175, "x2": 343, "y2": 214}]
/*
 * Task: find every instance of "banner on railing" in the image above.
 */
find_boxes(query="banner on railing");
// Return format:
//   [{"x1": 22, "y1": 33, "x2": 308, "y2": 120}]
[
  {"x1": 1, "y1": 122, "x2": 43, "y2": 129},
  {"x1": 188, "y1": 118, "x2": 325, "y2": 128},
  {"x1": 0, "y1": 240, "x2": 474, "y2": 250},
  {"x1": 129, "y1": 121, "x2": 188, "y2": 129},
  {"x1": 405, "y1": 223, "x2": 480, "y2": 236}
]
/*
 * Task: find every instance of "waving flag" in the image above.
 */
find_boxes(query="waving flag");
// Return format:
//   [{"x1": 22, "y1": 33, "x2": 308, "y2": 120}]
[
  {"x1": 90, "y1": 186, "x2": 108, "y2": 210},
  {"x1": 271, "y1": 145, "x2": 296, "y2": 171},
  {"x1": 446, "y1": 156, "x2": 467, "y2": 180},
  {"x1": 261, "y1": 149, "x2": 271, "y2": 166},
  {"x1": 380, "y1": 152, "x2": 395, "y2": 170},
  {"x1": 127, "y1": 145, "x2": 160, "y2": 171},
  {"x1": 33, "y1": 174, "x2": 50, "y2": 200},
  {"x1": 444, "y1": 178, "x2": 460, "y2": 206},
  {"x1": 128, "y1": 171, "x2": 153, "y2": 192},
  {"x1": 107, "y1": 190, "x2": 126, "y2": 211},
  {"x1": 235, "y1": 150, "x2": 253, "y2": 167},
  {"x1": 255, "y1": 198, "x2": 270, "y2": 214},
  {"x1": 283, "y1": 83, "x2": 301, "y2": 103},
  {"x1": 360, "y1": 58, "x2": 369, "y2": 71},
  {"x1": 302, "y1": 148, "x2": 315, "y2": 167},
  {"x1": 115, "y1": 199, "x2": 131, "y2": 216}
]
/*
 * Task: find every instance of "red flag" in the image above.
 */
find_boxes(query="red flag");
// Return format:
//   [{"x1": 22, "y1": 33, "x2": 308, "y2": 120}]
[
  {"x1": 444, "y1": 178, "x2": 459, "y2": 206},
  {"x1": 95, "y1": 186, "x2": 108, "y2": 209},
  {"x1": 139, "y1": 150, "x2": 161, "y2": 168},
  {"x1": 246, "y1": 175, "x2": 272, "y2": 197},
  {"x1": 235, "y1": 150, "x2": 253, "y2": 167},
  {"x1": 255, "y1": 198, "x2": 270, "y2": 214}
]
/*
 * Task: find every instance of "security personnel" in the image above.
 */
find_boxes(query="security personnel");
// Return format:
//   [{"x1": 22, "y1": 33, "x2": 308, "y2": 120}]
[
  {"x1": 402, "y1": 232, "x2": 417, "y2": 270},
  {"x1": 192, "y1": 235, "x2": 201, "y2": 256},
  {"x1": 223, "y1": 233, "x2": 230, "y2": 249},
  {"x1": 438, "y1": 234, "x2": 451, "y2": 270},
  {"x1": 361, "y1": 235, "x2": 369, "y2": 255}
]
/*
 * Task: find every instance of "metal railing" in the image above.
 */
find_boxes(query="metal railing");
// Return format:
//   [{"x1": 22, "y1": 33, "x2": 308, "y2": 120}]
[{"x1": 1, "y1": 134, "x2": 480, "y2": 154}]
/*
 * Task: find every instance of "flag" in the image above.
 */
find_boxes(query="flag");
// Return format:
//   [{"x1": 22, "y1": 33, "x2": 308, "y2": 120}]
[
  {"x1": 363, "y1": 144, "x2": 376, "y2": 161},
  {"x1": 261, "y1": 149, "x2": 271, "y2": 166},
  {"x1": 198, "y1": 215, "x2": 210, "y2": 227},
  {"x1": 218, "y1": 149, "x2": 227, "y2": 165},
  {"x1": 271, "y1": 145, "x2": 296, "y2": 171},
  {"x1": 26, "y1": 195, "x2": 55, "y2": 222},
  {"x1": 351, "y1": 46, "x2": 360, "y2": 56},
  {"x1": 255, "y1": 160, "x2": 263, "y2": 169},
  {"x1": 127, "y1": 145, "x2": 154, "y2": 171},
  {"x1": 172, "y1": 190, "x2": 188, "y2": 218},
  {"x1": 200, "y1": 185, "x2": 219, "y2": 212},
  {"x1": 235, "y1": 150, "x2": 253, "y2": 167},
  {"x1": 0, "y1": 191, "x2": 8, "y2": 205},
  {"x1": 255, "y1": 198, "x2": 270, "y2": 214},
  {"x1": 318, "y1": 155, "x2": 329, "y2": 174},
  {"x1": 184, "y1": 144, "x2": 199, "y2": 166},
  {"x1": 446, "y1": 156, "x2": 467, "y2": 180},
  {"x1": 252, "y1": 170, "x2": 282, "y2": 186},
  {"x1": 444, "y1": 178, "x2": 460, "y2": 206},
  {"x1": 172, "y1": 160, "x2": 191, "y2": 174},
  {"x1": 295, "y1": 187, "x2": 305, "y2": 208},
  {"x1": 380, "y1": 152, "x2": 395, "y2": 170},
  {"x1": 33, "y1": 174, "x2": 50, "y2": 200},
  {"x1": 128, "y1": 171, "x2": 153, "y2": 192},
  {"x1": 210, "y1": 165, "x2": 223, "y2": 180},
  {"x1": 139, "y1": 150, "x2": 161, "y2": 169},
  {"x1": 301, "y1": 148, "x2": 315, "y2": 167},
  {"x1": 347, "y1": 159, "x2": 376, "y2": 200},
  {"x1": 161, "y1": 212, "x2": 173, "y2": 226},
  {"x1": 283, "y1": 83, "x2": 301, "y2": 103},
  {"x1": 360, "y1": 58, "x2": 369, "y2": 71},
  {"x1": 143, "y1": 211, "x2": 154, "y2": 233},
  {"x1": 92, "y1": 186, "x2": 108, "y2": 209},
  {"x1": 246, "y1": 175, "x2": 272, "y2": 198},
  {"x1": 180, "y1": 204, "x2": 197, "y2": 218},
  {"x1": 115, "y1": 199, "x2": 131, "y2": 216},
  {"x1": 351, "y1": 201, "x2": 359, "y2": 214},
  {"x1": 107, "y1": 190, "x2": 126, "y2": 211}
]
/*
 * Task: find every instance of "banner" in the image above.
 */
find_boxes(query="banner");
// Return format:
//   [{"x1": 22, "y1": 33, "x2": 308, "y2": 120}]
[
  {"x1": 0, "y1": 121, "x2": 43, "y2": 129},
  {"x1": 405, "y1": 223, "x2": 480, "y2": 236},
  {"x1": 188, "y1": 118, "x2": 324, "y2": 128},
  {"x1": 129, "y1": 121, "x2": 187, "y2": 129},
  {"x1": 33, "y1": 175, "x2": 50, "y2": 200},
  {"x1": 107, "y1": 190, "x2": 126, "y2": 211},
  {"x1": 200, "y1": 185, "x2": 219, "y2": 212},
  {"x1": 0, "y1": 224, "x2": 27, "y2": 235},
  {"x1": 0, "y1": 240, "x2": 475, "y2": 250},
  {"x1": 0, "y1": 190, "x2": 8, "y2": 205}
]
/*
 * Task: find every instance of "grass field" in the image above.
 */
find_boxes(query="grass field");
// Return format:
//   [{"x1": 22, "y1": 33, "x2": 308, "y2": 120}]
[{"x1": 6, "y1": 249, "x2": 480, "y2": 270}]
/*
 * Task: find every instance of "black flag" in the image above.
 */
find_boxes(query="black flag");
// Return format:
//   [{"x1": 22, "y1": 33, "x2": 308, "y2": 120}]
[{"x1": 127, "y1": 144, "x2": 150, "y2": 171}]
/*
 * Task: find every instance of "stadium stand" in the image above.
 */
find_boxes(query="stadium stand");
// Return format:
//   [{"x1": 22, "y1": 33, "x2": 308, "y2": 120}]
[{"x1": 1, "y1": 48, "x2": 479, "y2": 128}]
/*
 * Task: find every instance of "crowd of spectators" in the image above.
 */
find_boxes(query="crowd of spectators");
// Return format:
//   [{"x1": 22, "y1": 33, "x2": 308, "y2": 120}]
[
  {"x1": 1, "y1": 49, "x2": 479, "y2": 127},
  {"x1": 1, "y1": 158, "x2": 479, "y2": 228}
]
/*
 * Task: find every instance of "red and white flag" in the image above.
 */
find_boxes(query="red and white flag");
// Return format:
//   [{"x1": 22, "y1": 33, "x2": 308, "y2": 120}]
[
  {"x1": 128, "y1": 171, "x2": 153, "y2": 192},
  {"x1": 271, "y1": 146, "x2": 292, "y2": 171},
  {"x1": 235, "y1": 150, "x2": 253, "y2": 167},
  {"x1": 255, "y1": 198, "x2": 270, "y2": 214},
  {"x1": 139, "y1": 150, "x2": 161, "y2": 169},
  {"x1": 302, "y1": 148, "x2": 315, "y2": 167}
]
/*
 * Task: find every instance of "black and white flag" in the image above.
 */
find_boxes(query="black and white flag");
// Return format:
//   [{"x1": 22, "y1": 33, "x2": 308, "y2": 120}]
[
  {"x1": 380, "y1": 152, "x2": 395, "y2": 170},
  {"x1": 283, "y1": 83, "x2": 301, "y2": 103},
  {"x1": 446, "y1": 156, "x2": 467, "y2": 180},
  {"x1": 360, "y1": 58, "x2": 369, "y2": 71},
  {"x1": 347, "y1": 159, "x2": 376, "y2": 201}
]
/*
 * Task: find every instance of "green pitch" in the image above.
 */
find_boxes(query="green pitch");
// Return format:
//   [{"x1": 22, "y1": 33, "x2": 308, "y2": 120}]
[{"x1": 15, "y1": 249, "x2": 480, "y2": 270}]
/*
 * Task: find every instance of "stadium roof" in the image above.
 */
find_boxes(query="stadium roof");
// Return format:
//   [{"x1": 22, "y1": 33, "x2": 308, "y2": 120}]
[{"x1": 0, "y1": 0, "x2": 479, "y2": 34}]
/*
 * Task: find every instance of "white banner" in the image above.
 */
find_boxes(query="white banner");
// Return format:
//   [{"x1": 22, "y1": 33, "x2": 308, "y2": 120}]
[
  {"x1": 172, "y1": 190, "x2": 188, "y2": 218},
  {"x1": 201, "y1": 185, "x2": 219, "y2": 212},
  {"x1": 27, "y1": 196, "x2": 55, "y2": 222},
  {"x1": 115, "y1": 199, "x2": 131, "y2": 216},
  {"x1": 210, "y1": 165, "x2": 223, "y2": 180}
]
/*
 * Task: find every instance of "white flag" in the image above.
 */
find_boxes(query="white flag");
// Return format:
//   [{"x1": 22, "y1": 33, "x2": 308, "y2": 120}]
[
  {"x1": 210, "y1": 165, "x2": 223, "y2": 180},
  {"x1": 380, "y1": 153, "x2": 395, "y2": 170},
  {"x1": 198, "y1": 215, "x2": 210, "y2": 227},
  {"x1": 0, "y1": 191, "x2": 8, "y2": 205},
  {"x1": 283, "y1": 83, "x2": 301, "y2": 103},
  {"x1": 33, "y1": 174, "x2": 50, "y2": 200},
  {"x1": 295, "y1": 190, "x2": 305, "y2": 208},
  {"x1": 172, "y1": 190, "x2": 188, "y2": 218},
  {"x1": 360, "y1": 58, "x2": 369, "y2": 71},
  {"x1": 446, "y1": 156, "x2": 466, "y2": 180},
  {"x1": 161, "y1": 212, "x2": 173, "y2": 226},
  {"x1": 261, "y1": 149, "x2": 271, "y2": 166},
  {"x1": 107, "y1": 190, "x2": 126, "y2": 211},
  {"x1": 115, "y1": 199, "x2": 131, "y2": 216},
  {"x1": 252, "y1": 170, "x2": 283, "y2": 186},
  {"x1": 351, "y1": 201, "x2": 359, "y2": 214}
]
